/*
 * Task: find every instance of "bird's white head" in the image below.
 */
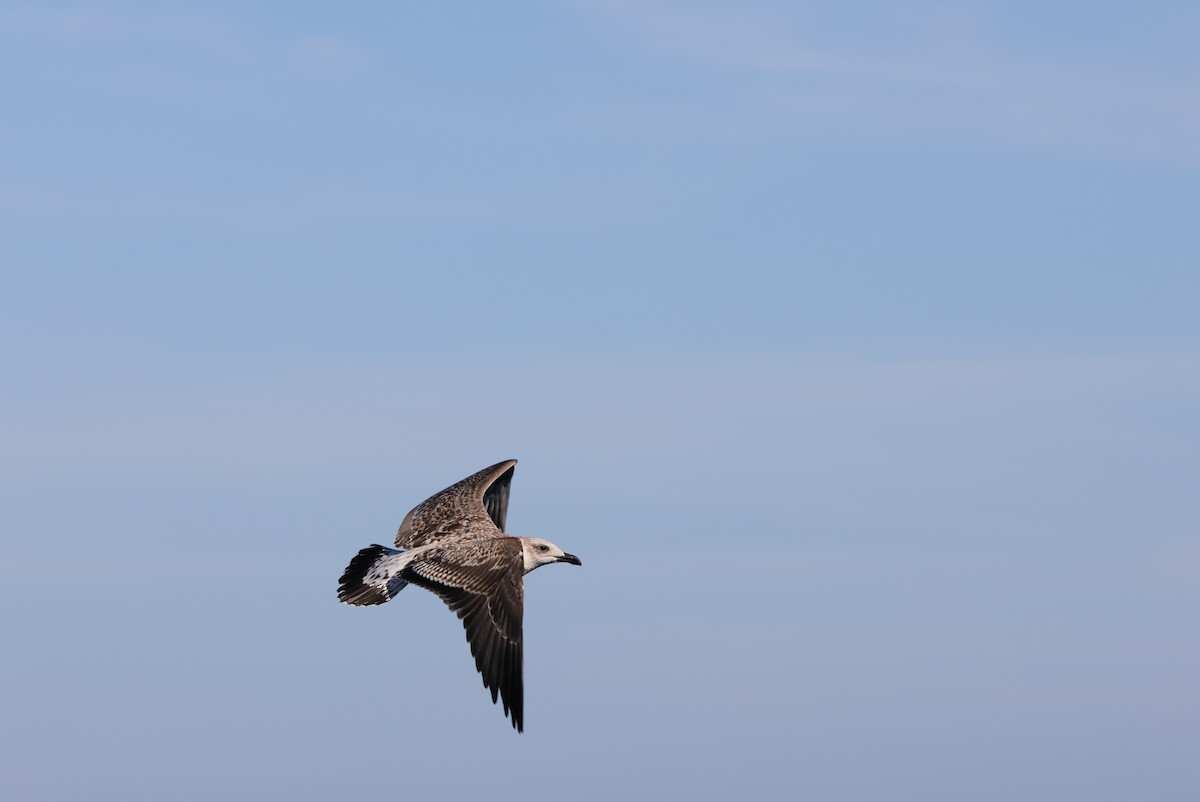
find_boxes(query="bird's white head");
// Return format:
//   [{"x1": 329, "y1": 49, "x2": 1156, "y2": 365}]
[{"x1": 519, "y1": 537, "x2": 582, "y2": 574}]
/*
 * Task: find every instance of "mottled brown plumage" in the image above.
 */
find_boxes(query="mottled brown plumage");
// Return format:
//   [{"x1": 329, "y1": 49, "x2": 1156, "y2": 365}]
[
  {"x1": 394, "y1": 459, "x2": 516, "y2": 548},
  {"x1": 336, "y1": 460, "x2": 580, "y2": 732}
]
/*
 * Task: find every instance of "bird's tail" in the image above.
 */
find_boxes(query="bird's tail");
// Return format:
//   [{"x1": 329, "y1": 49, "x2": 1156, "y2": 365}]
[{"x1": 337, "y1": 544, "x2": 409, "y2": 605}]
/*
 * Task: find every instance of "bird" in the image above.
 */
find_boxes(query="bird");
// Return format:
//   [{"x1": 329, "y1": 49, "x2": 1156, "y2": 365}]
[{"x1": 336, "y1": 459, "x2": 581, "y2": 732}]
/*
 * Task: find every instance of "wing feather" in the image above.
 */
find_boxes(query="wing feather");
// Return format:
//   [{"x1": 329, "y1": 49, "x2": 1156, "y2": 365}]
[
  {"x1": 403, "y1": 538, "x2": 526, "y2": 731},
  {"x1": 395, "y1": 460, "x2": 517, "y2": 548}
]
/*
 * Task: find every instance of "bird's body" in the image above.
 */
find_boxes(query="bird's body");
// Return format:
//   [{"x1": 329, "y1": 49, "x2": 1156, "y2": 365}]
[{"x1": 336, "y1": 460, "x2": 580, "y2": 732}]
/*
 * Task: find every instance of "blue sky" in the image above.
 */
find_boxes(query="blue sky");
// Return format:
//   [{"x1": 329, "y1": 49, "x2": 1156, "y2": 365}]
[{"x1": 2, "y1": 2, "x2": 1198, "y2": 800}]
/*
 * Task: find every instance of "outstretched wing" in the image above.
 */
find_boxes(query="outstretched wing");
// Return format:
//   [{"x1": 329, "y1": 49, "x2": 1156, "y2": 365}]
[
  {"x1": 395, "y1": 460, "x2": 517, "y2": 548},
  {"x1": 403, "y1": 537, "x2": 526, "y2": 731}
]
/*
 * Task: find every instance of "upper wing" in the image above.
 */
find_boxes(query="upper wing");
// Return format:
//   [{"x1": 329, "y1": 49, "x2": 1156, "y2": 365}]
[
  {"x1": 395, "y1": 460, "x2": 517, "y2": 549},
  {"x1": 482, "y1": 464, "x2": 513, "y2": 532},
  {"x1": 403, "y1": 538, "x2": 526, "y2": 731}
]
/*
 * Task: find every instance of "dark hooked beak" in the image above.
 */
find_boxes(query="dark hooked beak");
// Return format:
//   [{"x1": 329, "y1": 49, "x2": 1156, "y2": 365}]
[{"x1": 557, "y1": 553, "x2": 582, "y2": 566}]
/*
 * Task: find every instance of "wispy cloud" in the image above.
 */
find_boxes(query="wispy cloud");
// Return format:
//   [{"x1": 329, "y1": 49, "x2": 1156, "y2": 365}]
[
  {"x1": 571, "y1": 0, "x2": 1200, "y2": 163},
  {"x1": 0, "y1": 4, "x2": 375, "y2": 108},
  {"x1": 5, "y1": 352, "x2": 1196, "y2": 484}
]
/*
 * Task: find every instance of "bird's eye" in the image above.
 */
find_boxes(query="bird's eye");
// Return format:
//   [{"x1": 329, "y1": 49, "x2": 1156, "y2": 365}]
[{"x1": 538, "y1": 544, "x2": 549, "y2": 551}]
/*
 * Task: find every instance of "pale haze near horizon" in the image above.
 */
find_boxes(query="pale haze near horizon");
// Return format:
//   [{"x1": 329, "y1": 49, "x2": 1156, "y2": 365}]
[{"x1": 2, "y1": 2, "x2": 1198, "y2": 800}]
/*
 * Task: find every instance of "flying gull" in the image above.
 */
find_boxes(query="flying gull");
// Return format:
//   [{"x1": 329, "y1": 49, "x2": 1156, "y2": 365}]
[{"x1": 337, "y1": 459, "x2": 581, "y2": 732}]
